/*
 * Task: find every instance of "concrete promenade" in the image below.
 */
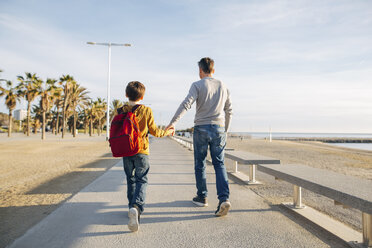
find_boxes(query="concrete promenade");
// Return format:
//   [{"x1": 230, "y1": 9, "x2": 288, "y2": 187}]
[{"x1": 9, "y1": 138, "x2": 347, "y2": 248}]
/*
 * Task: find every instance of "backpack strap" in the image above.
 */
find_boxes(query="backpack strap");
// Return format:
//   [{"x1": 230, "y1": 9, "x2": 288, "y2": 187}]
[
  {"x1": 117, "y1": 104, "x2": 141, "y2": 115},
  {"x1": 131, "y1": 104, "x2": 141, "y2": 113},
  {"x1": 117, "y1": 107, "x2": 124, "y2": 115}
]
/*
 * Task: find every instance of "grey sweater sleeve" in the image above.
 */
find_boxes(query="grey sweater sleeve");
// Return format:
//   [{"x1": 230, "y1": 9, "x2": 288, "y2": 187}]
[
  {"x1": 224, "y1": 89, "x2": 233, "y2": 132},
  {"x1": 168, "y1": 84, "x2": 197, "y2": 127}
]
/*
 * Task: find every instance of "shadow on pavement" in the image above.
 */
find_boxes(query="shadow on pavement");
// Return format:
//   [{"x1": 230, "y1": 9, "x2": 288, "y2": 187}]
[
  {"x1": 26, "y1": 158, "x2": 119, "y2": 194},
  {"x1": 3, "y1": 158, "x2": 119, "y2": 248}
]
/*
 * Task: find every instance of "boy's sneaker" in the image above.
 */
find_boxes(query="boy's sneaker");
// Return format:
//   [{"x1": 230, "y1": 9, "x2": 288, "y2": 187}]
[
  {"x1": 128, "y1": 205, "x2": 140, "y2": 232},
  {"x1": 215, "y1": 200, "x2": 231, "y2": 217},
  {"x1": 192, "y1": 196, "x2": 208, "y2": 207}
]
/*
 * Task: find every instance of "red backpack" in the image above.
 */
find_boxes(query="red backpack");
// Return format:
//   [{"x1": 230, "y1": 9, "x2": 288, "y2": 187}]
[{"x1": 109, "y1": 105, "x2": 143, "y2": 157}]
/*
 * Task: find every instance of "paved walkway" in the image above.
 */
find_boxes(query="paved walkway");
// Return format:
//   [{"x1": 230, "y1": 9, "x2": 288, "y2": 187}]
[{"x1": 9, "y1": 138, "x2": 346, "y2": 248}]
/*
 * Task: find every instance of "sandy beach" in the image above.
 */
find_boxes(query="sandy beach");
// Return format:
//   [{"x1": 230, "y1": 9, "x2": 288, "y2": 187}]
[
  {"x1": 1, "y1": 134, "x2": 371, "y2": 247},
  {"x1": 227, "y1": 137, "x2": 372, "y2": 180},
  {"x1": 0, "y1": 133, "x2": 119, "y2": 248},
  {"x1": 225, "y1": 137, "x2": 372, "y2": 232}
]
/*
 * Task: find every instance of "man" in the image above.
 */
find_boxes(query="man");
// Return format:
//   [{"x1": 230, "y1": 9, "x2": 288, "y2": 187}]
[{"x1": 167, "y1": 57, "x2": 232, "y2": 216}]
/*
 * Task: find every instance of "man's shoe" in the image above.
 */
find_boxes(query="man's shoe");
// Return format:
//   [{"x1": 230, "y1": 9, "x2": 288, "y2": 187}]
[
  {"x1": 215, "y1": 200, "x2": 231, "y2": 216},
  {"x1": 128, "y1": 207, "x2": 140, "y2": 232},
  {"x1": 192, "y1": 196, "x2": 208, "y2": 207}
]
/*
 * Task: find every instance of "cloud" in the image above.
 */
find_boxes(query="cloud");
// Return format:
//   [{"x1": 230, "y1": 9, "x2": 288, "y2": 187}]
[
  {"x1": 1, "y1": 1, "x2": 372, "y2": 133},
  {"x1": 206, "y1": 1, "x2": 372, "y2": 74}
]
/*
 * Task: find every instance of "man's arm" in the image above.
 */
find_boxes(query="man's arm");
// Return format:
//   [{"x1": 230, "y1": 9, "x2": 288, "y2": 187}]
[
  {"x1": 224, "y1": 89, "x2": 232, "y2": 132},
  {"x1": 167, "y1": 83, "x2": 198, "y2": 128}
]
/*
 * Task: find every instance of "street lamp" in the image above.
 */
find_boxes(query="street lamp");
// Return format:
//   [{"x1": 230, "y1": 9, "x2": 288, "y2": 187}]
[{"x1": 87, "y1": 41, "x2": 131, "y2": 140}]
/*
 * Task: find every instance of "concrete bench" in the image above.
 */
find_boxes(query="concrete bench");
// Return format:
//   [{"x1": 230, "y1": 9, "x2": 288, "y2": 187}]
[
  {"x1": 225, "y1": 151, "x2": 280, "y2": 184},
  {"x1": 172, "y1": 136, "x2": 280, "y2": 184},
  {"x1": 259, "y1": 163, "x2": 372, "y2": 247},
  {"x1": 171, "y1": 136, "x2": 372, "y2": 246}
]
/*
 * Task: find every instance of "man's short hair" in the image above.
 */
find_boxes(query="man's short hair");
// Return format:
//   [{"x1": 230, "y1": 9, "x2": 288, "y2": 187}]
[
  {"x1": 198, "y1": 57, "x2": 214, "y2": 74},
  {"x1": 126, "y1": 81, "x2": 145, "y2": 101}
]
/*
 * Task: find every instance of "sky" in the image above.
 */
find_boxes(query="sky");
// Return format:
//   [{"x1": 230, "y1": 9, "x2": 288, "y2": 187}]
[{"x1": 0, "y1": 0, "x2": 371, "y2": 133}]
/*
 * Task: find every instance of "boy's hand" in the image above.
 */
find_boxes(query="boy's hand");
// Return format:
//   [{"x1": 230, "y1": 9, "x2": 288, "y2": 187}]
[{"x1": 165, "y1": 125, "x2": 175, "y2": 136}]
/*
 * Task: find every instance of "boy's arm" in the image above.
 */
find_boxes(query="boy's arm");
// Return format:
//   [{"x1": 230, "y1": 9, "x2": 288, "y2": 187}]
[{"x1": 147, "y1": 107, "x2": 168, "y2": 137}]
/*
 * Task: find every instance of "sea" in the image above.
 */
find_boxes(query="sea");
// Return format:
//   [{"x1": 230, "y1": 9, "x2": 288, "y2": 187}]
[{"x1": 230, "y1": 132, "x2": 372, "y2": 151}]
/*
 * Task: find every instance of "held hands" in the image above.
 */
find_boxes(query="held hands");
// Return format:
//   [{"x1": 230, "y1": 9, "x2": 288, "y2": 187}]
[{"x1": 165, "y1": 125, "x2": 175, "y2": 136}]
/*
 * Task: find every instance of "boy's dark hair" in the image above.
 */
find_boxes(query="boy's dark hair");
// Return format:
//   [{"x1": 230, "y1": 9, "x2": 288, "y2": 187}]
[
  {"x1": 198, "y1": 57, "x2": 214, "y2": 74},
  {"x1": 126, "y1": 81, "x2": 146, "y2": 101}
]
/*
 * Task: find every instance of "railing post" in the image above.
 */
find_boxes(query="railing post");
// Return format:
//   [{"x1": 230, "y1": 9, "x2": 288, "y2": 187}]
[
  {"x1": 293, "y1": 185, "x2": 304, "y2": 209},
  {"x1": 249, "y1": 164, "x2": 256, "y2": 183},
  {"x1": 235, "y1": 161, "x2": 238, "y2": 173},
  {"x1": 363, "y1": 212, "x2": 372, "y2": 247}
]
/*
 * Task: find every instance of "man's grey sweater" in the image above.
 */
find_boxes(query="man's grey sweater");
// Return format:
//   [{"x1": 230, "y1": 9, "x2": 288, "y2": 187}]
[{"x1": 169, "y1": 77, "x2": 232, "y2": 132}]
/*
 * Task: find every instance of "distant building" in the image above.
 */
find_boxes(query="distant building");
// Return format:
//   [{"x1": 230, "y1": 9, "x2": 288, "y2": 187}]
[{"x1": 14, "y1": 109, "x2": 27, "y2": 121}]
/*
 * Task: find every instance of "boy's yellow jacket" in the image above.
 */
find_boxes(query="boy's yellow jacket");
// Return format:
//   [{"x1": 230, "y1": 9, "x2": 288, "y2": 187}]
[{"x1": 121, "y1": 103, "x2": 167, "y2": 155}]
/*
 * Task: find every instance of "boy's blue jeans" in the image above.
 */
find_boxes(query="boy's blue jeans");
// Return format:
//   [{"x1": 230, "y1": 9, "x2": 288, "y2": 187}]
[
  {"x1": 123, "y1": 153, "x2": 149, "y2": 213},
  {"x1": 193, "y1": 124, "x2": 230, "y2": 202}
]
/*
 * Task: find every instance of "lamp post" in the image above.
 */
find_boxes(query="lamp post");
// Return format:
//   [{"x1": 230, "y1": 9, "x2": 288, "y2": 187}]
[{"x1": 87, "y1": 42, "x2": 131, "y2": 140}]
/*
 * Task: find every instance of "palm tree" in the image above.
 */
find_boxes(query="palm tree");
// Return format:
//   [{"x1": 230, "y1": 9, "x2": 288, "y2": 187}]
[
  {"x1": 110, "y1": 99, "x2": 123, "y2": 120},
  {"x1": 17, "y1": 72, "x2": 42, "y2": 136},
  {"x1": 59, "y1": 75, "x2": 75, "y2": 138},
  {"x1": 49, "y1": 109, "x2": 58, "y2": 134},
  {"x1": 69, "y1": 82, "x2": 90, "y2": 137},
  {"x1": 0, "y1": 81, "x2": 21, "y2": 137},
  {"x1": 31, "y1": 105, "x2": 42, "y2": 134},
  {"x1": 93, "y1": 98, "x2": 106, "y2": 136},
  {"x1": 79, "y1": 107, "x2": 90, "y2": 134},
  {"x1": 39, "y1": 78, "x2": 58, "y2": 140},
  {"x1": 67, "y1": 114, "x2": 74, "y2": 133},
  {"x1": 86, "y1": 100, "x2": 95, "y2": 136},
  {"x1": 52, "y1": 87, "x2": 63, "y2": 135}
]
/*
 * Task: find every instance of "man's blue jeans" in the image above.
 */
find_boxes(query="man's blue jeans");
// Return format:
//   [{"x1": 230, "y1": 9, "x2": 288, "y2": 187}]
[
  {"x1": 193, "y1": 124, "x2": 230, "y2": 202},
  {"x1": 123, "y1": 153, "x2": 149, "y2": 213}
]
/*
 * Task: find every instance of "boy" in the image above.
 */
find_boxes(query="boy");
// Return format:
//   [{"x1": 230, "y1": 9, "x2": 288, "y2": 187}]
[{"x1": 121, "y1": 81, "x2": 173, "y2": 232}]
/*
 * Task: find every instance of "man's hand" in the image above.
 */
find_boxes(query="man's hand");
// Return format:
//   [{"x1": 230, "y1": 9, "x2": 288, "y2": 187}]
[{"x1": 165, "y1": 124, "x2": 175, "y2": 136}]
